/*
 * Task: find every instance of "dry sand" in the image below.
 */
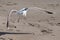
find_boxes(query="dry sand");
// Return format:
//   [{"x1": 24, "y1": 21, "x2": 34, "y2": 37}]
[{"x1": 0, "y1": 0, "x2": 60, "y2": 40}]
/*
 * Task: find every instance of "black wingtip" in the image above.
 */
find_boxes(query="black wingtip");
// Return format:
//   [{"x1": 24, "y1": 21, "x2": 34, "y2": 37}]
[
  {"x1": 24, "y1": 8, "x2": 28, "y2": 10},
  {"x1": 45, "y1": 11, "x2": 53, "y2": 14}
]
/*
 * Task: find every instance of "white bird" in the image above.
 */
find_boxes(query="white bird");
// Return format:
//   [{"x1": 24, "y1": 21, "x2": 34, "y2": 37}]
[
  {"x1": 9, "y1": 7, "x2": 53, "y2": 17},
  {"x1": 7, "y1": 7, "x2": 53, "y2": 29}
]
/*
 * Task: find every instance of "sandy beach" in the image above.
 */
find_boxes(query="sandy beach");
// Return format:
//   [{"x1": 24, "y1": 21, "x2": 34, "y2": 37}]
[{"x1": 0, "y1": 0, "x2": 60, "y2": 40}]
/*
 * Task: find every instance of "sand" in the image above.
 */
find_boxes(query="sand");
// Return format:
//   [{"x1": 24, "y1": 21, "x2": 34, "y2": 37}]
[{"x1": 0, "y1": 0, "x2": 60, "y2": 40}]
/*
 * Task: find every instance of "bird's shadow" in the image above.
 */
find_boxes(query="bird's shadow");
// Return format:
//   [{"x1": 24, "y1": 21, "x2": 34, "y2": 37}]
[{"x1": 0, "y1": 32, "x2": 33, "y2": 36}]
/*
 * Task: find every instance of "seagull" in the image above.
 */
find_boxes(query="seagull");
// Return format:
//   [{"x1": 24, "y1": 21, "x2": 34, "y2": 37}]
[
  {"x1": 7, "y1": 7, "x2": 53, "y2": 29},
  {"x1": 9, "y1": 7, "x2": 53, "y2": 18}
]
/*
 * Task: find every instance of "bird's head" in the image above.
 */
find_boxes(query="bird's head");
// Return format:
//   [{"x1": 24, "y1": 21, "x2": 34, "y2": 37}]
[
  {"x1": 17, "y1": 8, "x2": 28, "y2": 16},
  {"x1": 21, "y1": 8, "x2": 28, "y2": 11}
]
